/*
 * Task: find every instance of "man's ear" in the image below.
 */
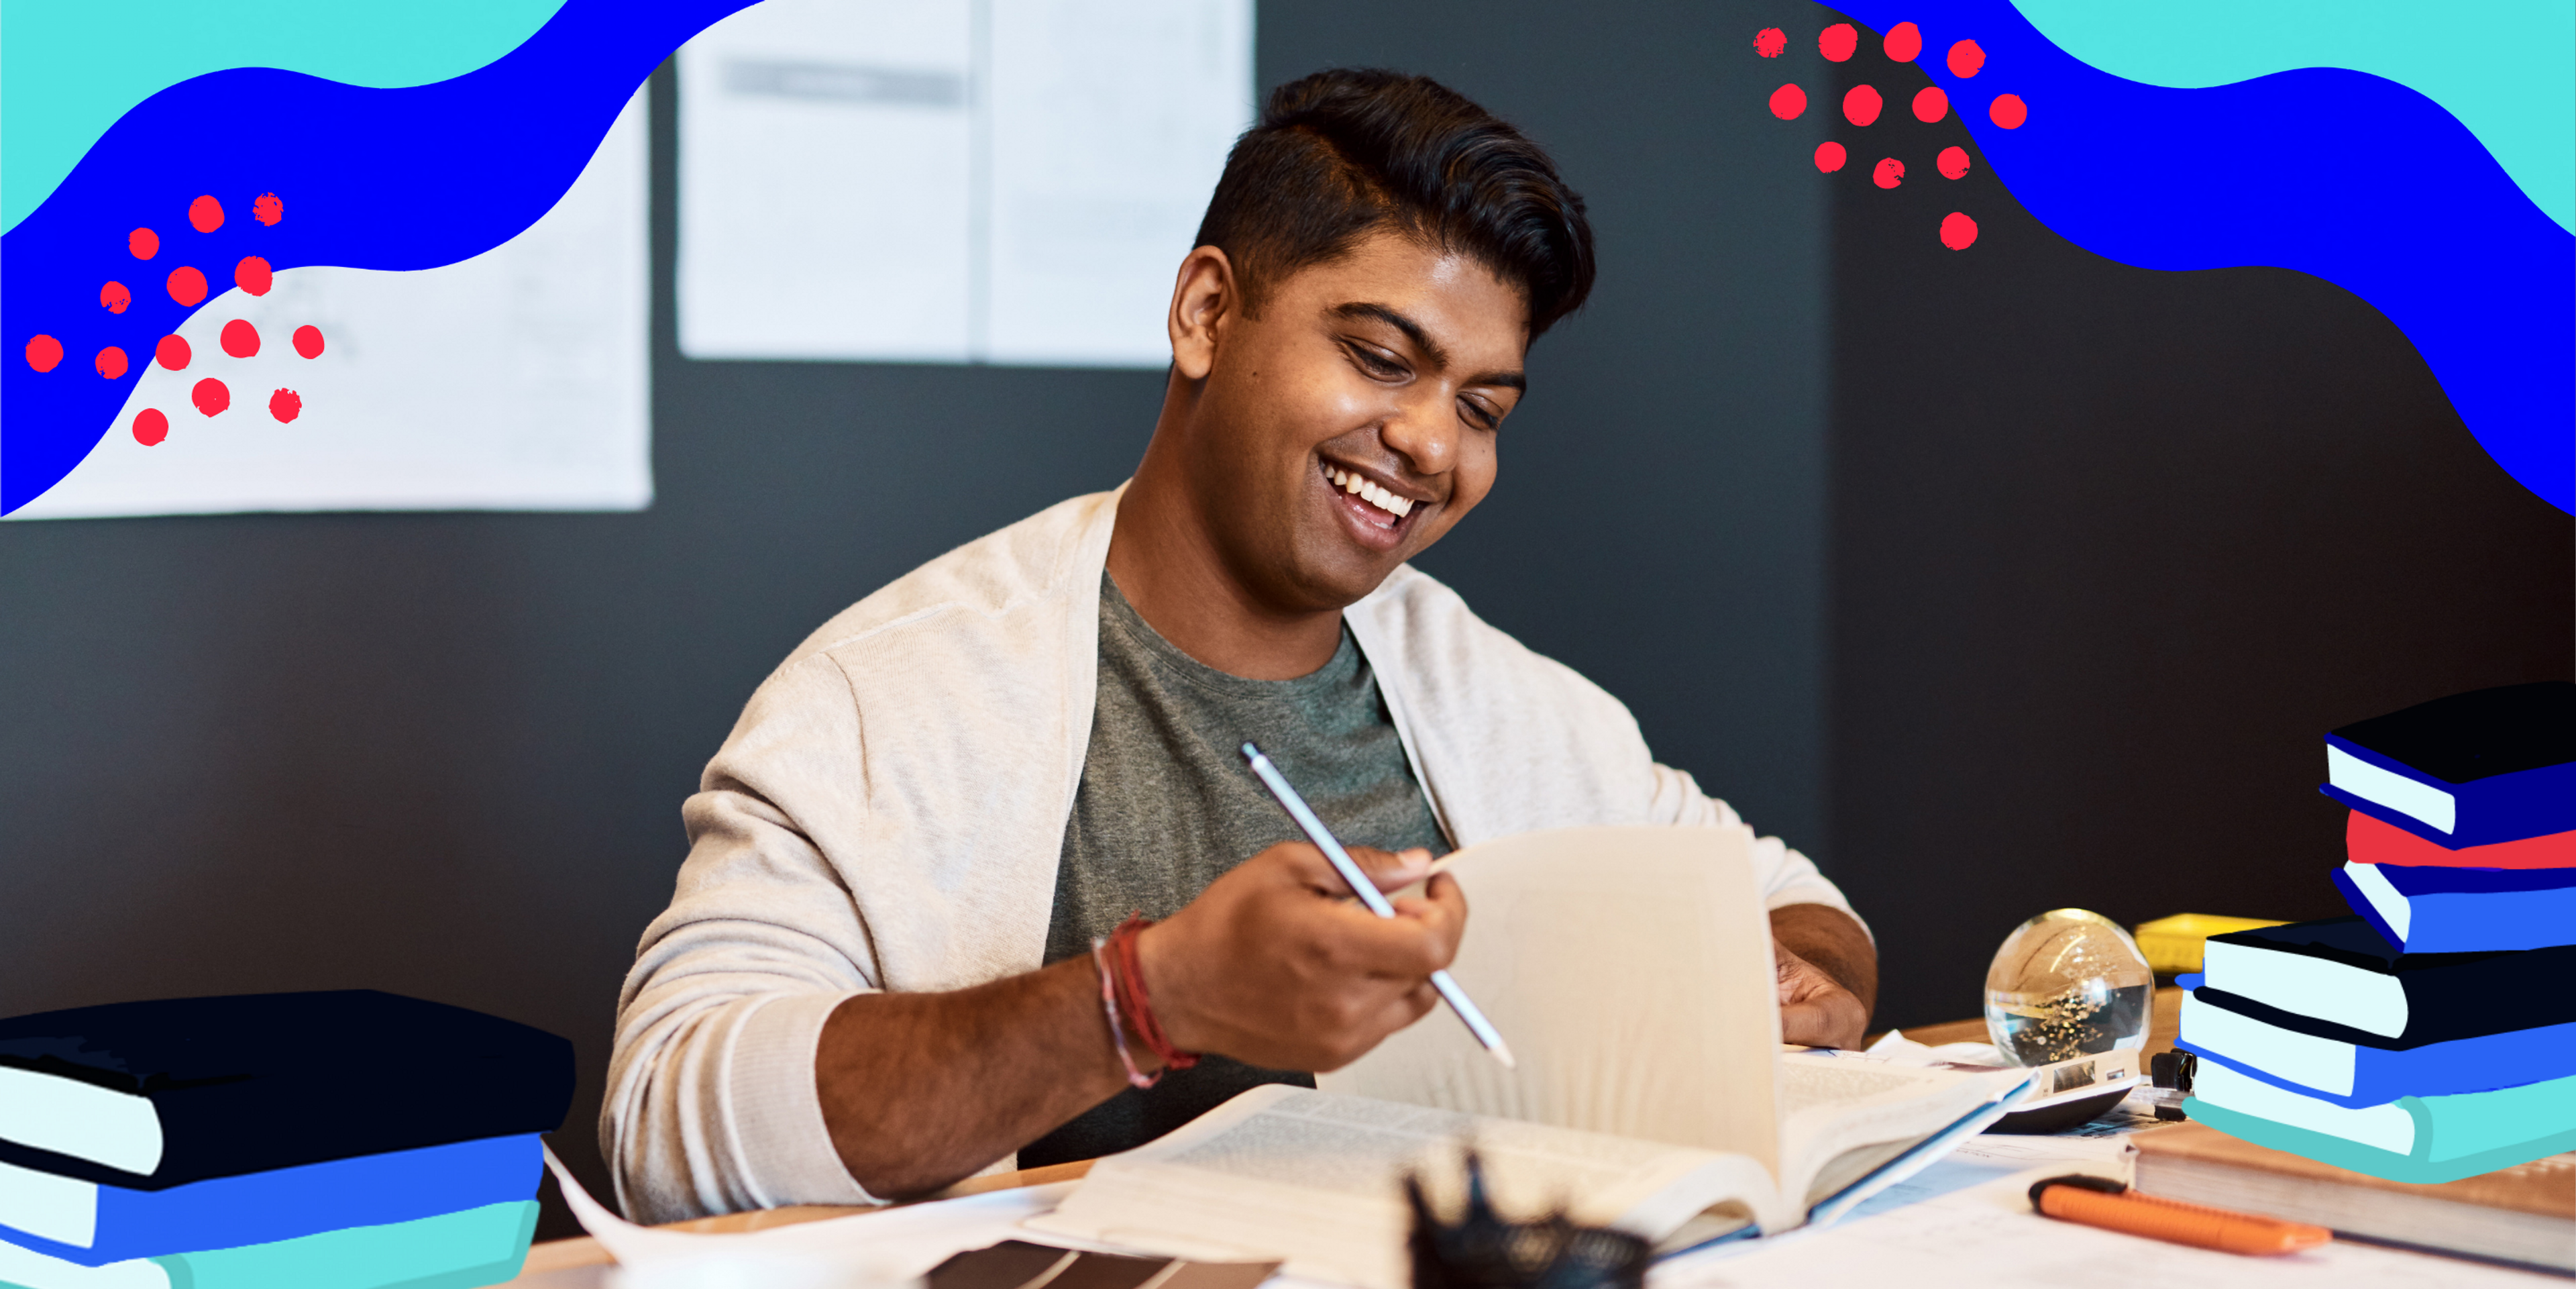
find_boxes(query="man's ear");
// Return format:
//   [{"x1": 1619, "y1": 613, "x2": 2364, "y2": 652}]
[{"x1": 1167, "y1": 246, "x2": 1237, "y2": 382}]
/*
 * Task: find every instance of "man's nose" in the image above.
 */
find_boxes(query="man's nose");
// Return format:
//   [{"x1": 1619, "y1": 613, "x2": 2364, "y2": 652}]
[{"x1": 1379, "y1": 390, "x2": 1458, "y2": 478}]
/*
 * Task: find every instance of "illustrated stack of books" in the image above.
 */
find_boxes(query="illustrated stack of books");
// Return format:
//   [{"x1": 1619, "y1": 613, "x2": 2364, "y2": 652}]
[
  {"x1": 2175, "y1": 680, "x2": 2576, "y2": 1185},
  {"x1": 0, "y1": 990, "x2": 574, "y2": 1289}
]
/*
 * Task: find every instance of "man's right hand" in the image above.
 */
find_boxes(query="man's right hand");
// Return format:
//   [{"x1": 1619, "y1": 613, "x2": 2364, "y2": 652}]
[
  {"x1": 813, "y1": 840, "x2": 1464, "y2": 1198},
  {"x1": 1136, "y1": 841, "x2": 1466, "y2": 1072}
]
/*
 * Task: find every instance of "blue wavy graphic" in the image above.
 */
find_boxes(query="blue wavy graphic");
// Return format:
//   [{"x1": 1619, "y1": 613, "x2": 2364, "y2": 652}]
[
  {"x1": 1837, "y1": 1, "x2": 2575, "y2": 515},
  {"x1": 1, "y1": 0, "x2": 757, "y2": 515}
]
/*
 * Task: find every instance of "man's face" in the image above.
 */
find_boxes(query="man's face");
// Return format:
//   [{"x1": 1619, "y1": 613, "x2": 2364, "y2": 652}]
[{"x1": 1178, "y1": 231, "x2": 1529, "y2": 612}]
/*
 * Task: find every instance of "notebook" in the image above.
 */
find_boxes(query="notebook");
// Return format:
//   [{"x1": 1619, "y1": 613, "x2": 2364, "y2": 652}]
[
  {"x1": 0, "y1": 1133, "x2": 541, "y2": 1267},
  {"x1": 2133, "y1": 1121, "x2": 2573, "y2": 1273},
  {"x1": 2184, "y1": 1064, "x2": 2576, "y2": 1187},
  {"x1": 2320, "y1": 680, "x2": 2575, "y2": 848},
  {"x1": 2179, "y1": 988, "x2": 2576, "y2": 1106},
  {"x1": 0, "y1": 1198, "x2": 537, "y2": 1289},
  {"x1": 1030, "y1": 826, "x2": 2033, "y2": 1289},
  {"x1": 0, "y1": 991, "x2": 572, "y2": 1190},
  {"x1": 2330, "y1": 861, "x2": 2576, "y2": 953},
  {"x1": 1027, "y1": 1074, "x2": 2027, "y2": 1289},
  {"x1": 2199, "y1": 916, "x2": 2576, "y2": 1043},
  {"x1": 2345, "y1": 809, "x2": 2575, "y2": 870}
]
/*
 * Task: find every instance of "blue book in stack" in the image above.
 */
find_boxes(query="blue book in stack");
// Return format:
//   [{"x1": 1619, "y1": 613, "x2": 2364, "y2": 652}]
[
  {"x1": 0, "y1": 990, "x2": 573, "y2": 1289},
  {"x1": 2178, "y1": 681, "x2": 2576, "y2": 1184}
]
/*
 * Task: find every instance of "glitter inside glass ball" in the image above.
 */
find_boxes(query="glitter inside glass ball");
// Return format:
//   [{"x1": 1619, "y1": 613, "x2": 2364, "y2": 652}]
[{"x1": 1982, "y1": 909, "x2": 2152, "y2": 1066}]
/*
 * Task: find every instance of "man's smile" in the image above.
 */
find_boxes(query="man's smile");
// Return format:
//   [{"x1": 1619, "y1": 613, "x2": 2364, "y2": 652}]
[{"x1": 1318, "y1": 457, "x2": 1428, "y2": 547}]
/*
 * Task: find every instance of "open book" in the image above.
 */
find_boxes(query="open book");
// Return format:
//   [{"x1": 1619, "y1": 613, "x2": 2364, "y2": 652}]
[{"x1": 1031, "y1": 827, "x2": 2033, "y2": 1289}]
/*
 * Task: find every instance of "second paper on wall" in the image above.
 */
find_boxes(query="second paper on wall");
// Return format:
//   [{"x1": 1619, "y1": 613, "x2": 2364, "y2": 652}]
[{"x1": 677, "y1": 0, "x2": 1254, "y2": 367}]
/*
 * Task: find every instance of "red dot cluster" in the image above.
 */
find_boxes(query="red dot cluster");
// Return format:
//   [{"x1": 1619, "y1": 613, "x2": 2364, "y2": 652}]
[
  {"x1": 1758, "y1": 20, "x2": 2010, "y2": 251},
  {"x1": 19, "y1": 191, "x2": 328, "y2": 445}
]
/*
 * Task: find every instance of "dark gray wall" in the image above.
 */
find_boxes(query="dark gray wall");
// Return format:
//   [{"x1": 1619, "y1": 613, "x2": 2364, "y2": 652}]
[
  {"x1": 1814, "y1": 40, "x2": 2575, "y2": 1028},
  {"x1": 1273, "y1": 0, "x2": 1837, "y2": 852},
  {"x1": 0, "y1": 1, "x2": 1836, "y2": 1239}
]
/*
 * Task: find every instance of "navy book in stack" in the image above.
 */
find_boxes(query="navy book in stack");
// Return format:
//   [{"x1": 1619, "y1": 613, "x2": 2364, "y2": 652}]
[
  {"x1": 0, "y1": 990, "x2": 573, "y2": 1289},
  {"x1": 2178, "y1": 682, "x2": 2576, "y2": 1184}
]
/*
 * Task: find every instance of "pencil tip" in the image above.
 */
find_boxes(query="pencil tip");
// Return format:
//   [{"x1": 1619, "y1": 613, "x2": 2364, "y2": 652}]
[{"x1": 1490, "y1": 1042, "x2": 1517, "y2": 1070}]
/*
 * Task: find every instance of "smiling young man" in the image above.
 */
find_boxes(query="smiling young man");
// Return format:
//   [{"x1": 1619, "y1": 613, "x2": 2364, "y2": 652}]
[{"x1": 604, "y1": 69, "x2": 1876, "y2": 1222}]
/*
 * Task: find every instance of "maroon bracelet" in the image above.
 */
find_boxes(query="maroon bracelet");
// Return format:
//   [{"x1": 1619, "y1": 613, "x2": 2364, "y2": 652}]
[{"x1": 1108, "y1": 914, "x2": 1199, "y2": 1072}]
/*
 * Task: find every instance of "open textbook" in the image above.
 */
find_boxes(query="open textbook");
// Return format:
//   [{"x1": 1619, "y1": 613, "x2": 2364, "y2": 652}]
[{"x1": 1033, "y1": 827, "x2": 2035, "y2": 1289}]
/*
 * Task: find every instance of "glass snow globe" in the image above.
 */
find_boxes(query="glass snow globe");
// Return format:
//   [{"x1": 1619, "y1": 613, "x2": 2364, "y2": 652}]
[{"x1": 1982, "y1": 909, "x2": 2153, "y2": 1066}]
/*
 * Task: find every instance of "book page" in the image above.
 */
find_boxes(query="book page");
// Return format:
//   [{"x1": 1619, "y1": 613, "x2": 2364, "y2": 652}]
[
  {"x1": 1028, "y1": 1086, "x2": 1769, "y2": 1289},
  {"x1": 1775, "y1": 1053, "x2": 2031, "y2": 1210},
  {"x1": 1318, "y1": 827, "x2": 1782, "y2": 1173},
  {"x1": 1780, "y1": 1057, "x2": 1957, "y2": 1115}
]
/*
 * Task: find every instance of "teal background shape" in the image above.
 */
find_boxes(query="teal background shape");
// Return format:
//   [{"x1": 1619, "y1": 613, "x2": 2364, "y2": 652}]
[
  {"x1": 2011, "y1": 0, "x2": 2575, "y2": 234},
  {"x1": 0, "y1": 0, "x2": 569, "y2": 233}
]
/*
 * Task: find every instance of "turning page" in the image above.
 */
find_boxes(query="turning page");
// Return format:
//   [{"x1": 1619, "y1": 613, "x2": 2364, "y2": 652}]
[{"x1": 1317, "y1": 825, "x2": 1782, "y2": 1170}]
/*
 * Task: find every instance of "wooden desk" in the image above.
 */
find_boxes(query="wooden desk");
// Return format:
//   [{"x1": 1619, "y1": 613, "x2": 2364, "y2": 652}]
[
  {"x1": 1872, "y1": 985, "x2": 2184, "y2": 1066},
  {"x1": 501, "y1": 989, "x2": 2186, "y2": 1284}
]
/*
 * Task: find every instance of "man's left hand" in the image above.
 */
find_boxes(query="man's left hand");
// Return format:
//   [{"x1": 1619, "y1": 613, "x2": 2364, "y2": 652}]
[{"x1": 1775, "y1": 938, "x2": 1870, "y2": 1049}]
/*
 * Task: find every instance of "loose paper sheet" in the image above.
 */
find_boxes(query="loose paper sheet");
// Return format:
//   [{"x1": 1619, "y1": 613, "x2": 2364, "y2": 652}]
[
  {"x1": 537, "y1": 1144, "x2": 1080, "y2": 1282},
  {"x1": 675, "y1": 0, "x2": 1252, "y2": 366}
]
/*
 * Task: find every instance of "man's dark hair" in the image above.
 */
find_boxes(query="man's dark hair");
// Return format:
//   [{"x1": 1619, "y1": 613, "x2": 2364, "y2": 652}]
[{"x1": 1193, "y1": 68, "x2": 1595, "y2": 338}]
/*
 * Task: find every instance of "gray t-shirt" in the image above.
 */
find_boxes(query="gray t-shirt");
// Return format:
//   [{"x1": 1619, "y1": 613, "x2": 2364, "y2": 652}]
[{"x1": 1018, "y1": 574, "x2": 1448, "y2": 1166}]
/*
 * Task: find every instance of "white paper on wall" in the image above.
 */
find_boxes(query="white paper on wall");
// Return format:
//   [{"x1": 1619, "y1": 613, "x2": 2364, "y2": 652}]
[
  {"x1": 10, "y1": 89, "x2": 652, "y2": 521},
  {"x1": 676, "y1": 0, "x2": 1252, "y2": 368}
]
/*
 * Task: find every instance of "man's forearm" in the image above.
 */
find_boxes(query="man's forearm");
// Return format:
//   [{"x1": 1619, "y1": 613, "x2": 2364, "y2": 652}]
[
  {"x1": 814, "y1": 956, "x2": 1136, "y2": 1198},
  {"x1": 810, "y1": 843, "x2": 1458, "y2": 1200},
  {"x1": 1770, "y1": 903, "x2": 1878, "y2": 1017}
]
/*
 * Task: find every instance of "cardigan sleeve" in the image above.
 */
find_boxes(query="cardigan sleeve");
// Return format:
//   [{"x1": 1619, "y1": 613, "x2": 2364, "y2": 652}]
[
  {"x1": 599, "y1": 653, "x2": 883, "y2": 1223},
  {"x1": 1644, "y1": 758, "x2": 1868, "y2": 937}
]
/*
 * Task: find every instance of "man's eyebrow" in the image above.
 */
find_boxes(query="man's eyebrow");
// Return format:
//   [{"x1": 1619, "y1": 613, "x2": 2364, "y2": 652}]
[
  {"x1": 1332, "y1": 302, "x2": 1448, "y2": 369},
  {"x1": 1330, "y1": 301, "x2": 1524, "y2": 391}
]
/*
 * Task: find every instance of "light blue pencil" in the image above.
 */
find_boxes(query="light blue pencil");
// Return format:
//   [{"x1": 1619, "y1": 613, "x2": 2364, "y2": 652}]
[{"x1": 1240, "y1": 741, "x2": 1515, "y2": 1068}]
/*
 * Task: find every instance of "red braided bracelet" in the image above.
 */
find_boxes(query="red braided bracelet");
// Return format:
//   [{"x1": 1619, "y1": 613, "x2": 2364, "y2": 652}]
[
  {"x1": 1108, "y1": 914, "x2": 1199, "y2": 1072},
  {"x1": 1089, "y1": 938, "x2": 1160, "y2": 1089}
]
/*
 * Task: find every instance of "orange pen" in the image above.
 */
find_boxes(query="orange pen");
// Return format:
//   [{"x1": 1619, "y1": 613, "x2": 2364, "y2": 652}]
[{"x1": 2029, "y1": 1174, "x2": 2332, "y2": 1255}]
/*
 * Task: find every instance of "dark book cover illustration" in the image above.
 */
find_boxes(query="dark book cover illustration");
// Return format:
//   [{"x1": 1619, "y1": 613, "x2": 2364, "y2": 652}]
[
  {"x1": 2328, "y1": 681, "x2": 2576, "y2": 784},
  {"x1": 2204, "y1": 917, "x2": 2576, "y2": 1045},
  {"x1": 2332, "y1": 862, "x2": 2576, "y2": 954},
  {"x1": 0, "y1": 990, "x2": 573, "y2": 1190},
  {"x1": 2324, "y1": 682, "x2": 2576, "y2": 847}
]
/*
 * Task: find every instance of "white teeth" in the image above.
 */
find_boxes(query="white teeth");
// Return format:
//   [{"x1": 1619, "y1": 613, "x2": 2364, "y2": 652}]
[{"x1": 1324, "y1": 464, "x2": 1413, "y2": 518}]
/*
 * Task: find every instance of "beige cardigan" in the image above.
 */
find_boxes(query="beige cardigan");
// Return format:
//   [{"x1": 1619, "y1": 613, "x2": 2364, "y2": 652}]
[{"x1": 602, "y1": 486, "x2": 1860, "y2": 1222}]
